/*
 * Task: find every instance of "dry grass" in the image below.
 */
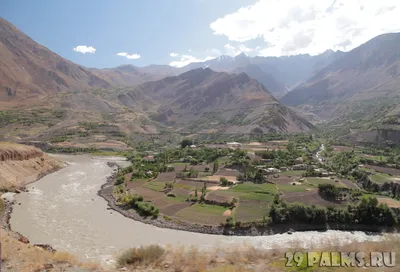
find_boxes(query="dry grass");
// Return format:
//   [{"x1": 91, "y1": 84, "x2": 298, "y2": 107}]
[
  {"x1": 0, "y1": 228, "x2": 104, "y2": 271},
  {"x1": 116, "y1": 234, "x2": 400, "y2": 272}
]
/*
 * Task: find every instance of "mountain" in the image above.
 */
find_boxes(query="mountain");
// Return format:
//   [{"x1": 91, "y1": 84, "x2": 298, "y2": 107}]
[
  {"x1": 178, "y1": 51, "x2": 343, "y2": 98},
  {"x1": 0, "y1": 17, "x2": 110, "y2": 105},
  {"x1": 90, "y1": 64, "x2": 163, "y2": 87},
  {"x1": 281, "y1": 33, "x2": 400, "y2": 107},
  {"x1": 232, "y1": 64, "x2": 288, "y2": 98},
  {"x1": 280, "y1": 33, "x2": 400, "y2": 143},
  {"x1": 118, "y1": 68, "x2": 314, "y2": 133}
]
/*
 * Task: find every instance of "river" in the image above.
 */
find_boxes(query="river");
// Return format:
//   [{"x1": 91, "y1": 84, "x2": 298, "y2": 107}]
[{"x1": 10, "y1": 154, "x2": 383, "y2": 266}]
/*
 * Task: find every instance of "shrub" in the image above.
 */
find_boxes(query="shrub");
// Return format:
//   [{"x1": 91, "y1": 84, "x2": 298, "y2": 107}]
[
  {"x1": 134, "y1": 201, "x2": 159, "y2": 217},
  {"x1": 115, "y1": 175, "x2": 125, "y2": 185},
  {"x1": 117, "y1": 245, "x2": 165, "y2": 267},
  {"x1": 225, "y1": 216, "x2": 235, "y2": 227},
  {"x1": 220, "y1": 177, "x2": 229, "y2": 187}
]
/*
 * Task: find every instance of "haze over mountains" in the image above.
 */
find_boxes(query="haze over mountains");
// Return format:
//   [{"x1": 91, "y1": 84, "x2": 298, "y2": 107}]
[{"x1": 1, "y1": 16, "x2": 400, "y2": 143}]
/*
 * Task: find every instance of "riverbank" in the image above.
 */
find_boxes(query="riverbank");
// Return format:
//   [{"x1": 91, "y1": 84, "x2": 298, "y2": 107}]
[
  {"x1": 0, "y1": 160, "x2": 65, "y2": 251},
  {"x1": 98, "y1": 170, "x2": 394, "y2": 236}
]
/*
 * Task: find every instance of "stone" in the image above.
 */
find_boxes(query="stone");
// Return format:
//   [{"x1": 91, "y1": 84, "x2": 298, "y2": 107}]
[{"x1": 44, "y1": 263, "x2": 55, "y2": 269}]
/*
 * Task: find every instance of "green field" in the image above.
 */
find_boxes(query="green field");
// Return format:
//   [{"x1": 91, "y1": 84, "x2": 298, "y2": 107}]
[
  {"x1": 229, "y1": 183, "x2": 277, "y2": 201},
  {"x1": 175, "y1": 204, "x2": 227, "y2": 225},
  {"x1": 143, "y1": 181, "x2": 166, "y2": 192},
  {"x1": 166, "y1": 195, "x2": 187, "y2": 203},
  {"x1": 276, "y1": 184, "x2": 314, "y2": 192},
  {"x1": 370, "y1": 173, "x2": 393, "y2": 184},
  {"x1": 230, "y1": 183, "x2": 277, "y2": 194},
  {"x1": 280, "y1": 170, "x2": 305, "y2": 176},
  {"x1": 305, "y1": 178, "x2": 346, "y2": 188},
  {"x1": 235, "y1": 201, "x2": 270, "y2": 222}
]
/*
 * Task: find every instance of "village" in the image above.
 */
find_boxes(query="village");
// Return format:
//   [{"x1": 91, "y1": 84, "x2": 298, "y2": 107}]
[{"x1": 110, "y1": 136, "x2": 400, "y2": 229}]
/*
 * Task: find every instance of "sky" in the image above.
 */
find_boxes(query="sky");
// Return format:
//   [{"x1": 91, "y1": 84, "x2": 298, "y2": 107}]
[{"x1": 2, "y1": 0, "x2": 400, "y2": 68}]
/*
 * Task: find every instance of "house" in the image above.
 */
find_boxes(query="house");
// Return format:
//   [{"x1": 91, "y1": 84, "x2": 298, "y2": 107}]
[
  {"x1": 292, "y1": 164, "x2": 307, "y2": 170},
  {"x1": 294, "y1": 157, "x2": 304, "y2": 164},
  {"x1": 143, "y1": 155, "x2": 155, "y2": 162},
  {"x1": 321, "y1": 172, "x2": 329, "y2": 177},
  {"x1": 190, "y1": 145, "x2": 197, "y2": 148},
  {"x1": 264, "y1": 167, "x2": 280, "y2": 174},
  {"x1": 227, "y1": 142, "x2": 242, "y2": 148},
  {"x1": 261, "y1": 159, "x2": 273, "y2": 163},
  {"x1": 280, "y1": 167, "x2": 288, "y2": 171}
]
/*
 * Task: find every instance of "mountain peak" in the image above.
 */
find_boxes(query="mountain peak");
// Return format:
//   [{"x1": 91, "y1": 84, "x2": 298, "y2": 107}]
[
  {"x1": 115, "y1": 64, "x2": 139, "y2": 73},
  {"x1": 234, "y1": 52, "x2": 248, "y2": 60}
]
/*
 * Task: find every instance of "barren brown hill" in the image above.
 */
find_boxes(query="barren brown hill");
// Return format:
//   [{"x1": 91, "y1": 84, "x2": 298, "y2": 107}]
[
  {"x1": 0, "y1": 17, "x2": 110, "y2": 106},
  {"x1": 281, "y1": 32, "x2": 400, "y2": 107},
  {"x1": 119, "y1": 68, "x2": 314, "y2": 133}
]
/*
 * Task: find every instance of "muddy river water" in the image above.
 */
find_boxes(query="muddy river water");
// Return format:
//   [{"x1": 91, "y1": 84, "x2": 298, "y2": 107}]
[{"x1": 10, "y1": 154, "x2": 384, "y2": 266}]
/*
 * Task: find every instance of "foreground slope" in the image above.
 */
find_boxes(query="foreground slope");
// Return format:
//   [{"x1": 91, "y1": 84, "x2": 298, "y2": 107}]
[
  {"x1": 0, "y1": 18, "x2": 111, "y2": 106},
  {"x1": 119, "y1": 68, "x2": 314, "y2": 133}
]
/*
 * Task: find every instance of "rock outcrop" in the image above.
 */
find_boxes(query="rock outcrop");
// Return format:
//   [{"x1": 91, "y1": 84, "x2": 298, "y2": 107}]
[{"x1": 0, "y1": 143, "x2": 63, "y2": 189}]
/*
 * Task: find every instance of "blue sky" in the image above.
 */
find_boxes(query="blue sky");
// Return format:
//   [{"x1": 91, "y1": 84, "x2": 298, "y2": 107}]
[
  {"x1": 1, "y1": 0, "x2": 256, "y2": 68},
  {"x1": 2, "y1": 0, "x2": 399, "y2": 68}
]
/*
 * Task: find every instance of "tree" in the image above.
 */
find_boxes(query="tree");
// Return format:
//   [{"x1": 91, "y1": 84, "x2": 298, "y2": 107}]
[
  {"x1": 287, "y1": 142, "x2": 295, "y2": 153},
  {"x1": 220, "y1": 177, "x2": 229, "y2": 187},
  {"x1": 213, "y1": 160, "x2": 219, "y2": 174},
  {"x1": 253, "y1": 169, "x2": 266, "y2": 184},
  {"x1": 181, "y1": 138, "x2": 193, "y2": 148}
]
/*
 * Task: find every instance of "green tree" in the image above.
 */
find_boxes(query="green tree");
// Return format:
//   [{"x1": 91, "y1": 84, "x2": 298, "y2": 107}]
[
  {"x1": 213, "y1": 160, "x2": 219, "y2": 174},
  {"x1": 220, "y1": 177, "x2": 229, "y2": 187},
  {"x1": 181, "y1": 138, "x2": 193, "y2": 148}
]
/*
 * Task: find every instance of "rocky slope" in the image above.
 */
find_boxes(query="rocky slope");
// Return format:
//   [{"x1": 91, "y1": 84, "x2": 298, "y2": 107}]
[
  {"x1": 0, "y1": 18, "x2": 111, "y2": 106},
  {"x1": 0, "y1": 143, "x2": 63, "y2": 189}
]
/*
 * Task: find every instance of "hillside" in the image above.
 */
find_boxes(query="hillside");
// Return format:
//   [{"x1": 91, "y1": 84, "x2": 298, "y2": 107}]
[
  {"x1": 0, "y1": 18, "x2": 111, "y2": 106},
  {"x1": 119, "y1": 68, "x2": 314, "y2": 133},
  {"x1": 280, "y1": 33, "x2": 400, "y2": 143},
  {"x1": 281, "y1": 33, "x2": 400, "y2": 107}
]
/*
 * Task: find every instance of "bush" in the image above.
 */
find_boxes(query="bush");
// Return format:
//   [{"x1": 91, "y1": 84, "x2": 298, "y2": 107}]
[
  {"x1": 134, "y1": 201, "x2": 159, "y2": 217},
  {"x1": 117, "y1": 245, "x2": 165, "y2": 267},
  {"x1": 220, "y1": 177, "x2": 229, "y2": 187},
  {"x1": 225, "y1": 216, "x2": 235, "y2": 227},
  {"x1": 115, "y1": 175, "x2": 125, "y2": 185}
]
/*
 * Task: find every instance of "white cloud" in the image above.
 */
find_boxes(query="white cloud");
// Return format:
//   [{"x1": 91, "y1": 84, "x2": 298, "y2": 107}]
[
  {"x1": 116, "y1": 52, "x2": 141, "y2": 59},
  {"x1": 168, "y1": 49, "x2": 221, "y2": 67},
  {"x1": 210, "y1": 0, "x2": 400, "y2": 56},
  {"x1": 223, "y1": 43, "x2": 259, "y2": 56},
  {"x1": 73, "y1": 45, "x2": 96, "y2": 54},
  {"x1": 169, "y1": 54, "x2": 215, "y2": 67}
]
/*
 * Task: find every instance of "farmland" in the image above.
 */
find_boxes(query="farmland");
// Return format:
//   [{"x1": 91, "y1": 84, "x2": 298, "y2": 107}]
[{"x1": 110, "y1": 136, "x2": 400, "y2": 230}]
